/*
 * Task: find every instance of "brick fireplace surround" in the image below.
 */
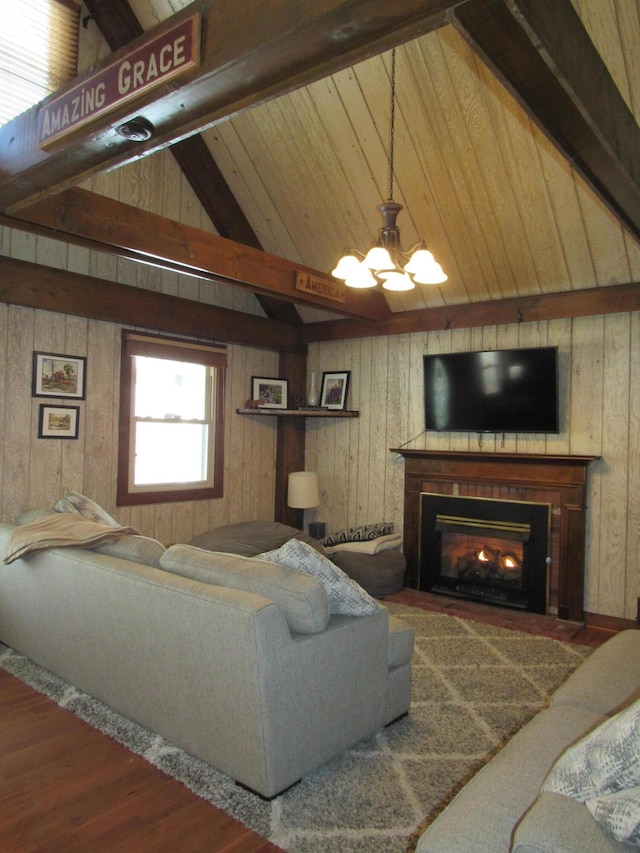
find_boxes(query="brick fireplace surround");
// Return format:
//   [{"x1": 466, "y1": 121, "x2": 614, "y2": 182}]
[{"x1": 393, "y1": 450, "x2": 598, "y2": 622}]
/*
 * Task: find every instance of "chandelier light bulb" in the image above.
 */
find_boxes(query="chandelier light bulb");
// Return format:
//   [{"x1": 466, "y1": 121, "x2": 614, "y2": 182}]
[
  {"x1": 363, "y1": 244, "x2": 394, "y2": 270},
  {"x1": 403, "y1": 245, "x2": 435, "y2": 275},
  {"x1": 331, "y1": 252, "x2": 361, "y2": 280},
  {"x1": 379, "y1": 270, "x2": 415, "y2": 291},
  {"x1": 345, "y1": 264, "x2": 378, "y2": 288},
  {"x1": 413, "y1": 262, "x2": 448, "y2": 284}
]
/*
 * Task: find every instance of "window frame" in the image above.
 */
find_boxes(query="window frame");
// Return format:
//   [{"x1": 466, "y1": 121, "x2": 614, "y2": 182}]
[{"x1": 117, "y1": 330, "x2": 226, "y2": 506}]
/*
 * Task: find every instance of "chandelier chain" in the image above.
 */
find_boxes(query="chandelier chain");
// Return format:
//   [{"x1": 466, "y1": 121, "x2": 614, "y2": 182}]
[{"x1": 388, "y1": 48, "x2": 396, "y2": 203}]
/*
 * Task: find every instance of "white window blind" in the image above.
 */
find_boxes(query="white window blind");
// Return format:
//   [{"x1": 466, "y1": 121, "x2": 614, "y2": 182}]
[{"x1": 0, "y1": 0, "x2": 79, "y2": 126}]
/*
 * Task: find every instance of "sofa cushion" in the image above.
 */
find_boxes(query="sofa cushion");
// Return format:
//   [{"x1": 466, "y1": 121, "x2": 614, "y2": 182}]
[
  {"x1": 189, "y1": 520, "x2": 327, "y2": 557},
  {"x1": 512, "y1": 791, "x2": 631, "y2": 852},
  {"x1": 257, "y1": 538, "x2": 380, "y2": 616},
  {"x1": 543, "y1": 698, "x2": 640, "y2": 800},
  {"x1": 93, "y1": 535, "x2": 166, "y2": 568},
  {"x1": 159, "y1": 544, "x2": 329, "y2": 635}
]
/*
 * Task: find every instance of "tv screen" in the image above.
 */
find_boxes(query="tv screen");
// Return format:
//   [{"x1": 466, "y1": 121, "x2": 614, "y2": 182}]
[{"x1": 423, "y1": 347, "x2": 559, "y2": 434}]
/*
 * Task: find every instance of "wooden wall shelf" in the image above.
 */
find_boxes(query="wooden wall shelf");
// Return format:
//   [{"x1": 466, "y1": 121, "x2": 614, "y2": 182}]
[{"x1": 236, "y1": 408, "x2": 358, "y2": 418}]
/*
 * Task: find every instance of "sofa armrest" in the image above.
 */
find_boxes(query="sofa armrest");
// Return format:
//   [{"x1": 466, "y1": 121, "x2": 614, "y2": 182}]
[
  {"x1": 550, "y1": 630, "x2": 640, "y2": 715},
  {"x1": 512, "y1": 792, "x2": 634, "y2": 852}
]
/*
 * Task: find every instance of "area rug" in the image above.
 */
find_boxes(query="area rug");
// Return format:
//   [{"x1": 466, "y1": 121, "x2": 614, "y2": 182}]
[{"x1": 0, "y1": 603, "x2": 592, "y2": 853}]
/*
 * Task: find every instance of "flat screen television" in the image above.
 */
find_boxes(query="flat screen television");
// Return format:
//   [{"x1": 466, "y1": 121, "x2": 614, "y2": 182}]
[{"x1": 423, "y1": 346, "x2": 559, "y2": 434}]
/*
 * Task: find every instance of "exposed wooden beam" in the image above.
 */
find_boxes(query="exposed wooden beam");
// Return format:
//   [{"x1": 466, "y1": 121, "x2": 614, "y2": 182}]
[
  {"x1": 0, "y1": 0, "x2": 452, "y2": 212},
  {"x1": 6, "y1": 188, "x2": 391, "y2": 321},
  {"x1": 83, "y1": 0, "x2": 301, "y2": 326},
  {"x1": 168, "y1": 136, "x2": 303, "y2": 325},
  {"x1": 303, "y1": 282, "x2": 640, "y2": 341},
  {"x1": 83, "y1": 0, "x2": 142, "y2": 46},
  {"x1": 0, "y1": 256, "x2": 303, "y2": 352},
  {"x1": 451, "y1": 0, "x2": 640, "y2": 241}
]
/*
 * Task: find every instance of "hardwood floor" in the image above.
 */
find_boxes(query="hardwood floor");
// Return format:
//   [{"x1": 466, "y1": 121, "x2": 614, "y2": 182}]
[
  {"x1": 0, "y1": 668, "x2": 283, "y2": 852},
  {"x1": 0, "y1": 592, "x2": 616, "y2": 851},
  {"x1": 387, "y1": 589, "x2": 616, "y2": 648}
]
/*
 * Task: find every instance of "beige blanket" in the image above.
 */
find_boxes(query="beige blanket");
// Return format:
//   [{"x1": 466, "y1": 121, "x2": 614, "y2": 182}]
[{"x1": 4, "y1": 513, "x2": 139, "y2": 564}]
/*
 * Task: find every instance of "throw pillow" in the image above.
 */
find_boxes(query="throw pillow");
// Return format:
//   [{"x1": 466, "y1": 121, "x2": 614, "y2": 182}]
[
  {"x1": 160, "y1": 544, "x2": 329, "y2": 635},
  {"x1": 93, "y1": 535, "x2": 166, "y2": 568},
  {"x1": 585, "y1": 787, "x2": 640, "y2": 845},
  {"x1": 54, "y1": 490, "x2": 119, "y2": 527},
  {"x1": 321, "y1": 522, "x2": 394, "y2": 548},
  {"x1": 542, "y1": 697, "x2": 640, "y2": 800},
  {"x1": 257, "y1": 538, "x2": 381, "y2": 616}
]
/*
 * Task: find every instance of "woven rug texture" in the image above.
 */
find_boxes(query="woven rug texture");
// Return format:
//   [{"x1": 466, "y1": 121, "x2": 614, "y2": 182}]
[{"x1": 0, "y1": 602, "x2": 592, "y2": 853}]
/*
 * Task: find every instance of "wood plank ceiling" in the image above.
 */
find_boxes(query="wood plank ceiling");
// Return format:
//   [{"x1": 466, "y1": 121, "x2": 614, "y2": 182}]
[{"x1": 1, "y1": 0, "x2": 639, "y2": 333}]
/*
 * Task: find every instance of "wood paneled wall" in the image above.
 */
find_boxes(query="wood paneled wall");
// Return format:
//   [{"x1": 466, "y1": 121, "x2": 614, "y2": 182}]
[
  {"x1": 1, "y1": 220, "x2": 637, "y2": 618},
  {"x1": 305, "y1": 313, "x2": 640, "y2": 621},
  {"x1": 0, "y1": 223, "x2": 279, "y2": 546}
]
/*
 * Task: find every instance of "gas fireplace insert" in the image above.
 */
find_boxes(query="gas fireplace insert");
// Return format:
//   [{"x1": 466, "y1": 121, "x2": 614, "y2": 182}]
[{"x1": 420, "y1": 493, "x2": 551, "y2": 613}]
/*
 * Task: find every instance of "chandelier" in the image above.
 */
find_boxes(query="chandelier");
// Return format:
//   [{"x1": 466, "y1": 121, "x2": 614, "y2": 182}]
[{"x1": 331, "y1": 49, "x2": 447, "y2": 291}]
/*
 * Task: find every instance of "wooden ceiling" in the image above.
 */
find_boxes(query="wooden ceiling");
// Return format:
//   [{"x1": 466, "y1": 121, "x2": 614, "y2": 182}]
[{"x1": 1, "y1": 0, "x2": 639, "y2": 335}]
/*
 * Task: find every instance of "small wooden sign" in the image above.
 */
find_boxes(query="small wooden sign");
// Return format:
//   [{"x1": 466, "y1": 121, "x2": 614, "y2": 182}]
[
  {"x1": 38, "y1": 15, "x2": 201, "y2": 148},
  {"x1": 295, "y1": 271, "x2": 346, "y2": 304}
]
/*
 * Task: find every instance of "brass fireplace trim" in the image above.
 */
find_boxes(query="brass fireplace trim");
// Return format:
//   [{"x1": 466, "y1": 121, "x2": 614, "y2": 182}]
[{"x1": 435, "y1": 514, "x2": 531, "y2": 542}]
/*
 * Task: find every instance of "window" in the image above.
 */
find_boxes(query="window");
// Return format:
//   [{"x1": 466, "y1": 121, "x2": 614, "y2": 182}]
[
  {"x1": 0, "y1": 0, "x2": 80, "y2": 126},
  {"x1": 117, "y1": 331, "x2": 226, "y2": 506}
]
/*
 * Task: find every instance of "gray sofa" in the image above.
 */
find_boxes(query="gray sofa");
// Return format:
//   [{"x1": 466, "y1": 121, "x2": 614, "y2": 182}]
[
  {"x1": 416, "y1": 627, "x2": 640, "y2": 852},
  {"x1": 0, "y1": 520, "x2": 414, "y2": 799}
]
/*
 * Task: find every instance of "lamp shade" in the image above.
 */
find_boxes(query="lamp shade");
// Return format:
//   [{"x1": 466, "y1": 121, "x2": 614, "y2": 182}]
[{"x1": 288, "y1": 471, "x2": 319, "y2": 509}]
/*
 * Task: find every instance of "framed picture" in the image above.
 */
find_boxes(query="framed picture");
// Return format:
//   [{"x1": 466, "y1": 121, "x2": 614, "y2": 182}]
[
  {"x1": 251, "y1": 376, "x2": 289, "y2": 409},
  {"x1": 32, "y1": 352, "x2": 87, "y2": 399},
  {"x1": 38, "y1": 404, "x2": 80, "y2": 439},
  {"x1": 320, "y1": 370, "x2": 351, "y2": 410}
]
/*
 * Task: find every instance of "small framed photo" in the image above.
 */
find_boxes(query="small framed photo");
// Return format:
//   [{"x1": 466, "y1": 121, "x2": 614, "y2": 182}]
[
  {"x1": 251, "y1": 376, "x2": 289, "y2": 409},
  {"x1": 32, "y1": 352, "x2": 87, "y2": 399},
  {"x1": 320, "y1": 370, "x2": 351, "y2": 410},
  {"x1": 38, "y1": 404, "x2": 80, "y2": 439}
]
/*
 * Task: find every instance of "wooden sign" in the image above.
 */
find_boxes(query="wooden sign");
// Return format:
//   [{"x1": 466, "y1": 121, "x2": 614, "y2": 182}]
[
  {"x1": 295, "y1": 271, "x2": 346, "y2": 304},
  {"x1": 38, "y1": 15, "x2": 201, "y2": 148}
]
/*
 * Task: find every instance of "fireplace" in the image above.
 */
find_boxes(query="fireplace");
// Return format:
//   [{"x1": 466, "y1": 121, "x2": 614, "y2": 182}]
[
  {"x1": 420, "y1": 493, "x2": 550, "y2": 613},
  {"x1": 392, "y1": 450, "x2": 599, "y2": 621}
]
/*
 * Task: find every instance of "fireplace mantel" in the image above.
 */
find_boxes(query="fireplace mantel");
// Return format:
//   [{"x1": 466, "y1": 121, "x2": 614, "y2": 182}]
[{"x1": 391, "y1": 449, "x2": 599, "y2": 621}]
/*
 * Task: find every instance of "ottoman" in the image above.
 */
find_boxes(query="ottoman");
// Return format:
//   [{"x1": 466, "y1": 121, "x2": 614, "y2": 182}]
[{"x1": 331, "y1": 549, "x2": 406, "y2": 597}]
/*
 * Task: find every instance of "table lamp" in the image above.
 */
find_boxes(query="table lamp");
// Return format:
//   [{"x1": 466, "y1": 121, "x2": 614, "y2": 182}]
[{"x1": 287, "y1": 472, "x2": 325, "y2": 539}]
